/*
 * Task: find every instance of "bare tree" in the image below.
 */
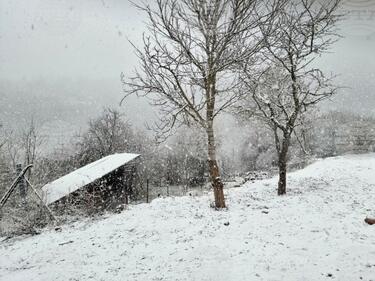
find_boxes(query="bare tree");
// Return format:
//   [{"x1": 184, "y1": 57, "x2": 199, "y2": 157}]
[
  {"x1": 0, "y1": 123, "x2": 6, "y2": 151},
  {"x1": 122, "y1": 0, "x2": 278, "y2": 208},
  {"x1": 241, "y1": 0, "x2": 343, "y2": 195},
  {"x1": 76, "y1": 108, "x2": 138, "y2": 165},
  {"x1": 2, "y1": 119, "x2": 44, "y2": 172},
  {"x1": 22, "y1": 119, "x2": 44, "y2": 176}
]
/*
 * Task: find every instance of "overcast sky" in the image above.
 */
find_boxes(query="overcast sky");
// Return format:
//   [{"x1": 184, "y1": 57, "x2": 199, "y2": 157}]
[
  {"x1": 0, "y1": 0, "x2": 144, "y2": 80},
  {"x1": 0, "y1": 0, "x2": 375, "y2": 134}
]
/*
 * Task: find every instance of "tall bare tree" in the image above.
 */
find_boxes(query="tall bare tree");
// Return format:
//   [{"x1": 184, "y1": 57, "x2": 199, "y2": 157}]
[
  {"x1": 122, "y1": 0, "x2": 278, "y2": 208},
  {"x1": 241, "y1": 0, "x2": 342, "y2": 195}
]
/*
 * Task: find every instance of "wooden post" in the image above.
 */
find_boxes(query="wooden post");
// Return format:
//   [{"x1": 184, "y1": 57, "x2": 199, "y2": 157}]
[
  {"x1": 146, "y1": 179, "x2": 149, "y2": 203},
  {"x1": 0, "y1": 165, "x2": 33, "y2": 210},
  {"x1": 167, "y1": 185, "x2": 169, "y2": 197},
  {"x1": 16, "y1": 164, "x2": 27, "y2": 205}
]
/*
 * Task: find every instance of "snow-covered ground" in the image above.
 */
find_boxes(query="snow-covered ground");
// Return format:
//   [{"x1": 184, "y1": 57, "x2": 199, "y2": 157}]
[{"x1": 1, "y1": 154, "x2": 375, "y2": 281}]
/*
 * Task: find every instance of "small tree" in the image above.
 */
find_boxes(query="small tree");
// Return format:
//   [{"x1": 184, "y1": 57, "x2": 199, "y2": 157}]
[
  {"x1": 75, "y1": 108, "x2": 137, "y2": 165},
  {"x1": 241, "y1": 0, "x2": 342, "y2": 195},
  {"x1": 0, "y1": 124, "x2": 12, "y2": 194},
  {"x1": 122, "y1": 0, "x2": 278, "y2": 208},
  {"x1": 22, "y1": 119, "x2": 44, "y2": 179},
  {"x1": 1, "y1": 119, "x2": 44, "y2": 179},
  {"x1": 0, "y1": 123, "x2": 6, "y2": 151}
]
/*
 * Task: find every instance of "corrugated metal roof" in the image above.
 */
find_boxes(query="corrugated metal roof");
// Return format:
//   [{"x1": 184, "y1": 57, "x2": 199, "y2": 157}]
[{"x1": 42, "y1": 153, "x2": 140, "y2": 205}]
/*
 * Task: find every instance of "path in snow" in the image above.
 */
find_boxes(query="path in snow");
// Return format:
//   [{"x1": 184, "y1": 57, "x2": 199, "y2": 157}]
[{"x1": 0, "y1": 154, "x2": 375, "y2": 281}]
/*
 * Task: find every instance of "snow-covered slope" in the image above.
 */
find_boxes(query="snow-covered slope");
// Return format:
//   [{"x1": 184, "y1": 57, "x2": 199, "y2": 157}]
[{"x1": 1, "y1": 154, "x2": 375, "y2": 281}]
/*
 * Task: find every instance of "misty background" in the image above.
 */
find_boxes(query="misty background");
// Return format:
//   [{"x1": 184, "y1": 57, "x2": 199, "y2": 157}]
[{"x1": 0, "y1": 0, "x2": 374, "y2": 151}]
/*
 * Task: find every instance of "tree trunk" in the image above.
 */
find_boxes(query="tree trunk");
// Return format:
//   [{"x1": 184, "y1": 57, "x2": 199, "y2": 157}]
[
  {"x1": 278, "y1": 156, "x2": 287, "y2": 195},
  {"x1": 365, "y1": 217, "x2": 375, "y2": 225},
  {"x1": 205, "y1": 69, "x2": 225, "y2": 208},
  {"x1": 208, "y1": 159, "x2": 226, "y2": 208},
  {"x1": 277, "y1": 137, "x2": 290, "y2": 196},
  {"x1": 207, "y1": 121, "x2": 226, "y2": 208}
]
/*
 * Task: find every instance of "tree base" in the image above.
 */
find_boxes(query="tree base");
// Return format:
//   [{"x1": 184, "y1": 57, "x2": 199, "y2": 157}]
[
  {"x1": 208, "y1": 160, "x2": 226, "y2": 208},
  {"x1": 210, "y1": 201, "x2": 228, "y2": 210},
  {"x1": 365, "y1": 217, "x2": 375, "y2": 225}
]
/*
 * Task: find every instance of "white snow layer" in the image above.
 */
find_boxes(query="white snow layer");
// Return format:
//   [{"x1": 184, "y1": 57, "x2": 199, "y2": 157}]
[
  {"x1": 42, "y1": 153, "x2": 140, "y2": 205},
  {"x1": 1, "y1": 154, "x2": 375, "y2": 281}
]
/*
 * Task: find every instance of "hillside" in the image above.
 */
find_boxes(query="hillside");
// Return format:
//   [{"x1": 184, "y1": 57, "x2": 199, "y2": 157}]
[{"x1": 1, "y1": 154, "x2": 375, "y2": 281}]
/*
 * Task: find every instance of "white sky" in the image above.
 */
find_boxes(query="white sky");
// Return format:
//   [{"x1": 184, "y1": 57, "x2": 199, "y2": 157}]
[{"x1": 0, "y1": 0, "x2": 144, "y2": 80}]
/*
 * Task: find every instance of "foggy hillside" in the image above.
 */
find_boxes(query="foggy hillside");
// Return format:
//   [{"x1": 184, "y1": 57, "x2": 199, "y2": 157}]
[{"x1": 0, "y1": 78, "x2": 154, "y2": 149}]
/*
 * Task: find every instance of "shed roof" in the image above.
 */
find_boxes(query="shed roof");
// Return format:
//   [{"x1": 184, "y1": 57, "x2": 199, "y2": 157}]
[{"x1": 42, "y1": 153, "x2": 140, "y2": 205}]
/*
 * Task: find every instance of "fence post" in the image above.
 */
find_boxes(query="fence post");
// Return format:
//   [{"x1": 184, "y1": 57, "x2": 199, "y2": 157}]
[{"x1": 16, "y1": 164, "x2": 27, "y2": 206}]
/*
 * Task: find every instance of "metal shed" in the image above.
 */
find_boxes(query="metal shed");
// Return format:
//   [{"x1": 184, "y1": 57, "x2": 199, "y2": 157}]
[{"x1": 42, "y1": 153, "x2": 140, "y2": 206}]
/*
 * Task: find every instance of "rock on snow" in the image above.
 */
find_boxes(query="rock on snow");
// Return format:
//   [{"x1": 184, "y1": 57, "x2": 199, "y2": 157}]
[{"x1": 1, "y1": 154, "x2": 375, "y2": 281}]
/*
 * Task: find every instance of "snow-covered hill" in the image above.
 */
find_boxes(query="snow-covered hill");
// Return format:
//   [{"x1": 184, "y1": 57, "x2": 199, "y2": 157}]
[{"x1": 1, "y1": 154, "x2": 375, "y2": 281}]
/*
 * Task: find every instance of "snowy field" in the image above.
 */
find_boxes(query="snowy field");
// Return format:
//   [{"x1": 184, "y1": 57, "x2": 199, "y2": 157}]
[{"x1": 1, "y1": 154, "x2": 375, "y2": 281}]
